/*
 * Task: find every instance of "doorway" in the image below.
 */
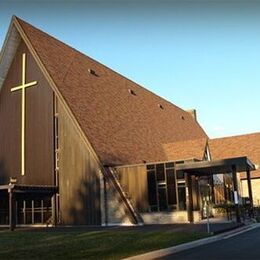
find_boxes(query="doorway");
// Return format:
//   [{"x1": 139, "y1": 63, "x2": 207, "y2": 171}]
[{"x1": 199, "y1": 177, "x2": 213, "y2": 219}]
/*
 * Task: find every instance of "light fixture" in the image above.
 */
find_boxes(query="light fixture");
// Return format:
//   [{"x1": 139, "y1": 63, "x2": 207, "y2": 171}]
[{"x1": 9, "y1": 177, "x2": 17, "y2": 184}]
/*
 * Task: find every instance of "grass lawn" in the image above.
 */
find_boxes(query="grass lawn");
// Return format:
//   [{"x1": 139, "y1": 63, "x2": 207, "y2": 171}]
[{"x1": 0, "y1": 229, "x2": 209, "y2": 259}]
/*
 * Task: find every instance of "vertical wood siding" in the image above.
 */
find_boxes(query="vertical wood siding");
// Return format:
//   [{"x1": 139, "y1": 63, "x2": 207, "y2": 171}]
[
  {"x1": 57, "y1": 100, "x2": 101, "y2": 225},
  {"x1": 0, "y1": 41, "x2": 54, "y2": 185},
  {"x1": 116, "y1": 165, "x2": 149, "y2": 212}
]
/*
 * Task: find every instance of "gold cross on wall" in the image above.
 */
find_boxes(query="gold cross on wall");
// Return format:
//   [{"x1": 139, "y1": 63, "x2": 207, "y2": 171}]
[{"x1": 11, "y1": 53, "x2": 37, "y2": 176}]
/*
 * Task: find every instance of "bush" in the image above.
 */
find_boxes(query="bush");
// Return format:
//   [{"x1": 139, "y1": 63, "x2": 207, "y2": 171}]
[{"x1": 213, "y1": 202, "x2": 235, "y2": 213}]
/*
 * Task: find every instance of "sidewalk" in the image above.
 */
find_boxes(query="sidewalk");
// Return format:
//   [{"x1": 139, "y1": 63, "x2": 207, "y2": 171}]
[
  {"x1": 5, "y1": 221, "x2": 243, "y2": 234},
  {"x1": 1, "y1": 216, "x2": 251, "y2": 236}
]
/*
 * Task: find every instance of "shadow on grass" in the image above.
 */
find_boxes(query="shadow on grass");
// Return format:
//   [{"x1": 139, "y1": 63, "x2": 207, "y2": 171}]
[{"x1": 0, "y1": 230, "x2": 209, "y2": 259}]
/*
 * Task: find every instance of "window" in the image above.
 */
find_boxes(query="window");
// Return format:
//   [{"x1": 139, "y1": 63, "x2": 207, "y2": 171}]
[
  {"x1": 146, "y1": 162, "x2": 177, "y2": 212},
  {"x1": 177, "y1": 171, "x2": 185, "y2": 179},
  {"x1": 156, "y1": 164, "x2": 165, "y2": 182},
  {"x1": 147, "y1": 169, "x2": 158, "y2": 211},
  {"x1": 147, "y1": 164, "x2": 155, "y2": 170},
  {"x1": 166, "y1": 169, "x2": 177, "y2": 205},
  {"x1": 178, "y1": 184, "x2": 187, "y2": 210},
  {"x1": 158, "y1": 187, "x2": 168, "y2": 211},
  {"x1": 166, "y1": 162, "x2": 174, "y2": 168}
]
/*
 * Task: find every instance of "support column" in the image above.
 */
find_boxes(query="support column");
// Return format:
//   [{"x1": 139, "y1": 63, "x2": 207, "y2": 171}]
[
  {"x1": 185, "y1": 172, "x2": 194, "y2": 223},
  {"x1": 246, "y1": 169, "x2": 254, "y2": 217},
  {"x1": 210, "y1": 175, "x2": 215, "y2": 204},
  {"x1": 23, "y1": 200, "x2": 26, "y2": 224},
  {"x1": 32, "y1": 200, "x2": 35, "y2": 224},
  {"x1": 41, "y1": 200, "x2": 44, "y2": 224},
  {"x1": 232, "y1": 165, "x2": 241, "y2": 223},
  {"x1": 8, "y1": 187, "x2": 15, "y2": 231},
  {"x1": 99, "y1": 170, "x2": 108, "y2": 225},
  {"x1": 175, "y1": 167, "x2": 180, "y2": 211},
  {"x1": 51, "y1": 195, "x2": 57, "y2": 226},
  {"x1": 104, "y1": 176, "x2": 108, "y2": 225}
]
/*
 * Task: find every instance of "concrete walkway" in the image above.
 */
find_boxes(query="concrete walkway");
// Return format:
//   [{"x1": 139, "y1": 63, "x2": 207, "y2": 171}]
[
  {"x1": 2, "y1": 221, "x2": 243, "y2": 234},
  {"x1": 0, "y1": 214, "x2": 247, "y2": 234}
]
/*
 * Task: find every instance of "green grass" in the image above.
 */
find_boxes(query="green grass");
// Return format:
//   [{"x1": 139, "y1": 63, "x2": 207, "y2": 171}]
[{"x1": 0, "y1": 229, "x2": 209, "y2": 259}]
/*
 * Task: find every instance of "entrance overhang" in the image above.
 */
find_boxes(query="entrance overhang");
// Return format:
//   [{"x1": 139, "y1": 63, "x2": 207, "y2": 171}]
[
  {"x1": 0, "y1": 184, "x2": 58, "y2": 194},
  {"x1": 0, "y1": 184, "x2": 58, "y2": 231},
  {"x1": 175, "y1": 156, "x2": 255, "y2": 175},
  {"x1": 175, "y1": 156, "x2": 255, "y2": 224}
]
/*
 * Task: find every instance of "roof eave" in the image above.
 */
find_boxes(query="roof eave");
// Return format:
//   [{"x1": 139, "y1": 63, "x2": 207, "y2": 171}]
[{"x1": 0, "y1": 16, "x2": 21, "y2": 91}]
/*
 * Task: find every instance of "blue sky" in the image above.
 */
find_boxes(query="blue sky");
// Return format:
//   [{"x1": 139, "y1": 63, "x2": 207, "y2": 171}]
[{"x1": 0, "y1": 0, "x2": 260, "y2": 138}]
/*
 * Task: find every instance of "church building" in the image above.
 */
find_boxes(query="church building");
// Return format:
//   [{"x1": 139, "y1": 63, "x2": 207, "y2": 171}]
[{"x1": 0, "y1": 16, "x2": 257, "y2": 229}]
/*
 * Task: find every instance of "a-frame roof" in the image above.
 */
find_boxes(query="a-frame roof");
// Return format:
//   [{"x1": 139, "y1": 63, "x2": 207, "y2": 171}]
[{"x1": 1, "y1": 16, "x2": 208, "y2": 166}]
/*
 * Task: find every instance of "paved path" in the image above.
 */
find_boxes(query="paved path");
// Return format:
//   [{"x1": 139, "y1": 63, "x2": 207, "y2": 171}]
[
  {"x1": 160, "y1": 225, "x2": 260, "y2": 260},
  {"x1": 3, "y1": 222, "x2": 242, "y2": 234}
]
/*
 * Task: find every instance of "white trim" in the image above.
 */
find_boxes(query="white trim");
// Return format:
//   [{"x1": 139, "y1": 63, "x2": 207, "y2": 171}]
[{"x1": 114, "y1": 158, "x2": 200, "y2": 169}]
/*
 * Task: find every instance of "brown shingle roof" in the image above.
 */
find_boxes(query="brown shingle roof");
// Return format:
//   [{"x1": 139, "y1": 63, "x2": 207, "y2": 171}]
[
  {"x1": 209, "y1": 133, "x2": 260, "y2": 179},
  {"x1": 16, "y1": 17, "x2": 207, "y2": 166},
  {"x1": 163, "y1": 138, "x2": 207, "y2": 162}
]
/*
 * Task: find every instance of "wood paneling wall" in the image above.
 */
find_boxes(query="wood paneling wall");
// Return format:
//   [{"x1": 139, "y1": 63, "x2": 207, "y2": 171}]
[
  {"x1": 0, "y1": 41, "x2": 54, "y2": 185},
  {"x1": 0, "y1": 39, "x2": 102, "y2": 225},
  {"x1": 57, "y1": 100, "x2": 101, "y2": 225},
  {"x1": 116, "y1": 165, "x2": 149, "y2": 212}
]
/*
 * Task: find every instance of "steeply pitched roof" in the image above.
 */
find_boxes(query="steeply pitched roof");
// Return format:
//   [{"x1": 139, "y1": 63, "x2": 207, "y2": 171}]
[
  {"x1": 13, "y1": 17, "x2": 207, "y2": 166},
  {"x1": 163, "y1": 138, "x2": 207, "y2": 162},
  {"x1": 209, "y1": 133, "x2": 260, "y2": 178}
]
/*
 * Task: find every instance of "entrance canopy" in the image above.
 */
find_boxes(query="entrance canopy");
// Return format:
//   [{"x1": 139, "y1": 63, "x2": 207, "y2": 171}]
[
  {"x1": 175, "y1": 156, "x2": 255, "y2": 224},
  {"x1": 0, "y1": 184, "x2": 58, "y2": 231},
  {"x1": 175, "y1": 156, "x2": 255, "y2": 175}
]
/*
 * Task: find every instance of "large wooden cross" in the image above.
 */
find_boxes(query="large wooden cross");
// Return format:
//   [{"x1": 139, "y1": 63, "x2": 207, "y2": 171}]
[{"x1": 11, "y1": 53, "x2": 37, "y2": 176}]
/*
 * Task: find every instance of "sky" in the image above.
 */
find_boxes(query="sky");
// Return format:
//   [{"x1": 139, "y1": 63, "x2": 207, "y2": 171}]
[{"x1": 0, "y1": 0, "x2": 259, "y2": 138}]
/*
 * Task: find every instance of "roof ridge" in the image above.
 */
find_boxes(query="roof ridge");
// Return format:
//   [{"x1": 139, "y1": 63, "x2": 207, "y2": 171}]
[{"x1": 211, "y1": 132, "x2": 260, "y2": 141}]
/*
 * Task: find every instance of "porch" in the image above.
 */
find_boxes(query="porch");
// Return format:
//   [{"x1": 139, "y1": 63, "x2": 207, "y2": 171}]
[
  {"x1": 176, "y1": 156, "x2": 255, "y2": 223},
  {"x1": 0, "y1": 183, "x2": 58, "y2": 230}
]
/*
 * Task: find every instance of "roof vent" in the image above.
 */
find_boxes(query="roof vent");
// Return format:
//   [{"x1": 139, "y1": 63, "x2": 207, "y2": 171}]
[
  {"x1": 88, "y1": 68, "x2": 98, "y2": 76},
  {"x1": 128, "y1": 89, "x2": 136, "y2": 95},
  {"x1": 158, "y1": 104, "x2": 164, "y2": 110}
]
